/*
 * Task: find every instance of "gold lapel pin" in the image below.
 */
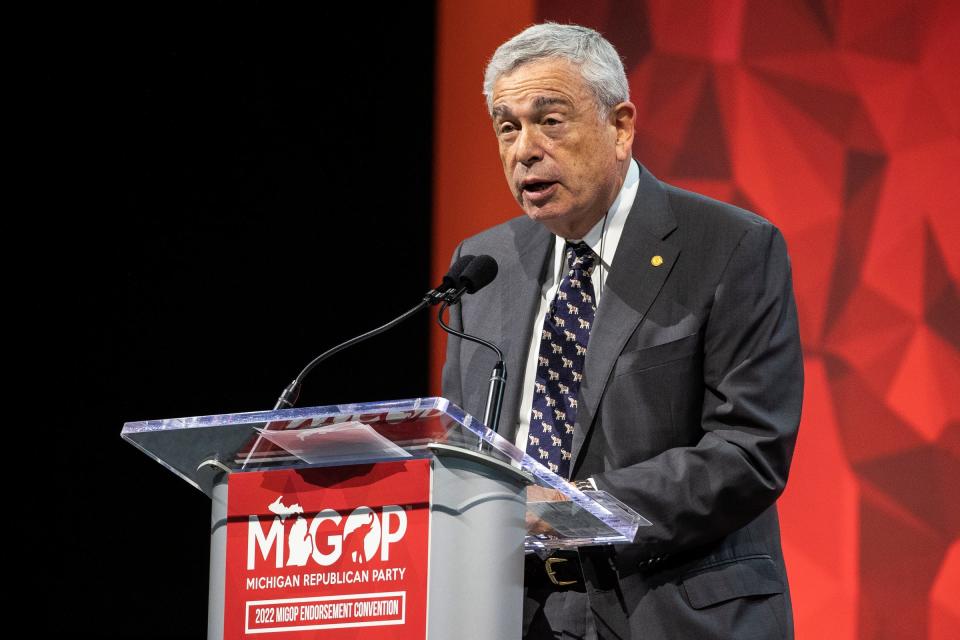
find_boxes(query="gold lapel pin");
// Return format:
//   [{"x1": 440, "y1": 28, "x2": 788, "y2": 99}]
[{"x1": 651, "y1": 255, "x2": 664, "y2": 267}]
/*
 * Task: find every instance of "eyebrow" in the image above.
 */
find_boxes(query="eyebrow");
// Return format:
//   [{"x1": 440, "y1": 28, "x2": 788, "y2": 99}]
[
  {"x1": 532, "y1": 96, "x2": 572, "y2": 111},
  {"x1": 491, "y1": 95, "x2": 573, "y2": 121},
  {"x1": 491, "y1": 104, "x2": 513, "y2": 121}
]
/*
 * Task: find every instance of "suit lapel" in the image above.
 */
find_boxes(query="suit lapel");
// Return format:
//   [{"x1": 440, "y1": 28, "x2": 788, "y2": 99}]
[
  {"x1": 572, "y1": 167, "x2": 680, "y2": 467},
  {"x1": 495, "y1": 220, "x2": 552, "y2": 443}
]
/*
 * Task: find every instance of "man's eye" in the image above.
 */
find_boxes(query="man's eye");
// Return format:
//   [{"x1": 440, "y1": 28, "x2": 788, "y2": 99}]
[
  {"x1": 543, "y1": 117, "x2": 561, "y2": 126},
  {"x1": 498, "y1": 123, "x2": 518, "y2": 136}
]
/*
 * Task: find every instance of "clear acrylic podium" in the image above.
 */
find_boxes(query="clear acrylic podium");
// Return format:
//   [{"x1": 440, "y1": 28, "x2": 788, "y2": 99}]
[{"x1": 122, "y1": 397, "x2": 650, "y2": 639}]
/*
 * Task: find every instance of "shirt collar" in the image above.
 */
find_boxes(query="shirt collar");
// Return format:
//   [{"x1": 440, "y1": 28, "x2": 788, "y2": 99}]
[{"x1": 553, "y1": 158, "x2": 640, "y2": 272}]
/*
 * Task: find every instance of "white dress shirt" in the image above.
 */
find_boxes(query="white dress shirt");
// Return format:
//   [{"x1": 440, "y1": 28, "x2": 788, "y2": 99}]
[{"x1": 514, "y1": 159, "x2": 641, "y2": 454}]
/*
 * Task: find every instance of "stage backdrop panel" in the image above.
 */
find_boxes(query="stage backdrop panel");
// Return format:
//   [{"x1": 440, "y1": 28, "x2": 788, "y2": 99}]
[{"x1": 432, "y1": 2, "x2": 960, "y2": 639}]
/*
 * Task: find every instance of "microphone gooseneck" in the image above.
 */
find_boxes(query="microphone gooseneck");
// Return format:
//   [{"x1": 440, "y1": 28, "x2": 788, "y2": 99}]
[
  {"x1": 247, "y1": 254, "x2": 499, "y2": 470},
  {"x1": 273, "y1": 299, "x2": 429, "y2": 410},
  {"x1": 273, "y1": 255, "x2": 484, "y2": 411},
  {"x1": 435, "y1": 253, "x2": 506, "y2": 435}
]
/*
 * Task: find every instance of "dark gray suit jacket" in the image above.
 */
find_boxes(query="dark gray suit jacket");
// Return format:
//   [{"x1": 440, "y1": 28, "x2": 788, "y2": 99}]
[{"x1": 442, "y1": 163, "x2": 802, "y2": 639}]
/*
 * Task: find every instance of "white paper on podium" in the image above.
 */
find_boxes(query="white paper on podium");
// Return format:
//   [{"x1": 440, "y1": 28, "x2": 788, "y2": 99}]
[{"x1": 254, "y1": 421, "x2": 411, "y2": 464}]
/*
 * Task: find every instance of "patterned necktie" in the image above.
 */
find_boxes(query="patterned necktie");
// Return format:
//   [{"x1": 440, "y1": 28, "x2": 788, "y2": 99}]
[{"x1": 526, "y1": 241, "x2": 597, "y2": 478}]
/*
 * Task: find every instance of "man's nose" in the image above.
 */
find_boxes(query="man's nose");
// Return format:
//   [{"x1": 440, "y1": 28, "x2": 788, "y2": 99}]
[{"x1": 516, "y1": 127, "x2": 544, "y2": 166}]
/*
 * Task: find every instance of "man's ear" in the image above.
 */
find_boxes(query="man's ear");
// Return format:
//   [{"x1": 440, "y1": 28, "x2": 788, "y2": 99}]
[{"x1": 612, "y1": 101, "x2": 636, "y2": 161}]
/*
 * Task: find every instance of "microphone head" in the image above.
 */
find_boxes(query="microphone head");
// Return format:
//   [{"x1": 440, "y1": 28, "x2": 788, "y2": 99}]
[
  {"x1": 441, "y1": 254, "x2": 475, "y2": 289},
  {"x1": 458, "y1": 255, "x2": 498, "y2": 294}
]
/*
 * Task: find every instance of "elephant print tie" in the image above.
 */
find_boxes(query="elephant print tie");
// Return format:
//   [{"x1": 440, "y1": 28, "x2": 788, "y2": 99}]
[{"x1": 526, "y1": 241, "x2": 597, "y2": 479}]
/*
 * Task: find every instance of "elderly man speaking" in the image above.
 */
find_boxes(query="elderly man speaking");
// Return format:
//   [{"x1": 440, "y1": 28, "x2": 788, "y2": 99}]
[{"x1": 441, "y1": 23, "x2": 803, "y2": 640}]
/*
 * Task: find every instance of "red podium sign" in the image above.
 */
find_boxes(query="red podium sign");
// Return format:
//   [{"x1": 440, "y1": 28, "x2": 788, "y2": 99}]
[{"x1": 224, "y1": 460, "x2": 431, "y2": 638}]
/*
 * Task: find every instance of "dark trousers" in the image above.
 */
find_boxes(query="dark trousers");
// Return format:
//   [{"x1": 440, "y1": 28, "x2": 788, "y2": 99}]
[{"x1": 523, "y1": 552, "x2": 598, "y2": 640}]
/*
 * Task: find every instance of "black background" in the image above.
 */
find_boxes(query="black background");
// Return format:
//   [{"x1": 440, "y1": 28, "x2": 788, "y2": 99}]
[{"x1": 41, "y1": 4, "x2": 437, "y2": 637}]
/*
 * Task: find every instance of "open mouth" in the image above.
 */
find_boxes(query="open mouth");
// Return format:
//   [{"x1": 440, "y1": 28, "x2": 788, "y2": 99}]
[{"x1": 522, "y1": 181, "x2": 557, "y2": 193}]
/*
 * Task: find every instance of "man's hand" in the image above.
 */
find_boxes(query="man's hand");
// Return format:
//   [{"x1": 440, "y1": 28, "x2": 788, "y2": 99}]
[{"x1": 526, "y1": 485, "x2": 570, "y2": 503}]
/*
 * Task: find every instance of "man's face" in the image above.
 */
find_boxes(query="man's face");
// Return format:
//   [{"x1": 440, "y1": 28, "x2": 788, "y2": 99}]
[{"x1": 491, "y1": 58, "x2": 633, "y2": 237}]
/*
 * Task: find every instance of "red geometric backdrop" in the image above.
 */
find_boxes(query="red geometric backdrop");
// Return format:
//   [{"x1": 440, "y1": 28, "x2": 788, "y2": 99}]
[{"x1": 432, "y1": 2, "x2": 959, "y2": 638}]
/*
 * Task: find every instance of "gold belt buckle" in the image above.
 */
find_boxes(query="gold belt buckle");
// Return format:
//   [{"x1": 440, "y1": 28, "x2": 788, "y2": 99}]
[{"x1": 544, "y1": 556, "x2": 577, "y2": 586}]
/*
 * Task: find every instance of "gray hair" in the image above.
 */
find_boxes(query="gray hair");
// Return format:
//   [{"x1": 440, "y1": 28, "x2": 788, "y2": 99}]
[{"x1": 483, "y1": 23, "x2": 629, "y2": 115}]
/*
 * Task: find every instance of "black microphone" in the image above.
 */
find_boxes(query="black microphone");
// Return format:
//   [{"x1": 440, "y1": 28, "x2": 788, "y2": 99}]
[
  {"x1": 435, "y1": 254, "x2": 507, "y2": 434},
  {"x1": 444, "y1": 254, "x2": 499, "y2": 304},
  {"x1": 460, "y1": 254, "x2": 498, "y2": 292},
  {"x1": 272, "y1": 255, "x2": 481, "y2": 410},
  {"x1": 425, "y1": 254, "x2": 475, "y2": 305}
]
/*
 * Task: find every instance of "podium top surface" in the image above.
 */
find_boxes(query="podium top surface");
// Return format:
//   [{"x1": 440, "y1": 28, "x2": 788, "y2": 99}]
[
  {"x1": 123, "y1": 398, "x2": 476, "y2": 493},
  {"x1": 122, "y1": 397, "x2": 650, "y2": 549}
]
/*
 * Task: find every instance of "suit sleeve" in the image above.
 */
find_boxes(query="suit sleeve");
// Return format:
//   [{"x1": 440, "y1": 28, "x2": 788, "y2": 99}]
[{"x1": 592, "y1": 222, "x2": 803, "y2": 556}]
